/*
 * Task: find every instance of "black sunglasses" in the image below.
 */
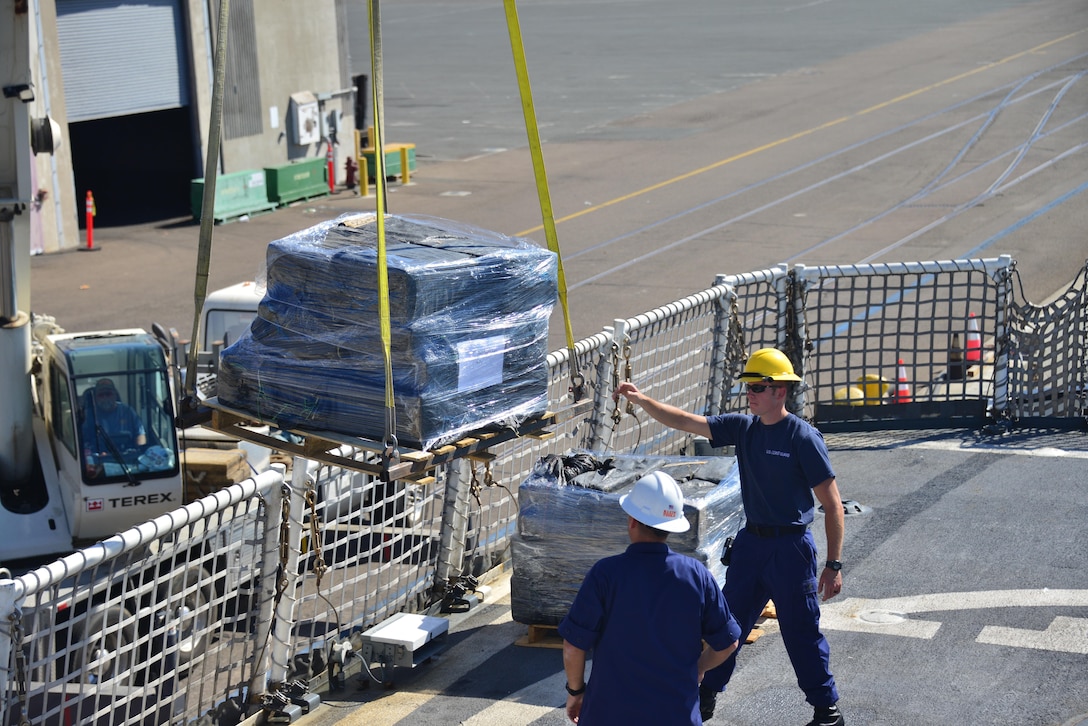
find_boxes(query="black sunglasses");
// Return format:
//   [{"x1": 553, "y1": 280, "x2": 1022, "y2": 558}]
[{"x1": 746, "y1": 383, "x2": 779, "y2": 393}]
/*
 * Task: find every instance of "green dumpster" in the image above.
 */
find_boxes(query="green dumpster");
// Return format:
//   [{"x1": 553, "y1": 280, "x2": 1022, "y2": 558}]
[
  {"x1": 190, "y1": 169, "x2": 278, "y2": 223},
  {"x1": 265, "y1": 157, "x2": 329, "y2": 206}
]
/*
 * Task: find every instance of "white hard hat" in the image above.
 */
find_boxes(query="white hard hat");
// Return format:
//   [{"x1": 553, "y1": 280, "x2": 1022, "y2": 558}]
[{"x1": 619, "y1": 471, "x2": 690, "y2": 533}]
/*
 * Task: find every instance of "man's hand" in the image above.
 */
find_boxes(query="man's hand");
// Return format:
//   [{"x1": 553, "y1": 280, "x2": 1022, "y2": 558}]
[
  {"x1": 818, "y1": 568, "x2": 842, "y2": 601},
  {"x1": 565, "y1": 693, "x2": 583, "y2": 723},
  {"x1": 84, "y1": 452, "x2": 99, "y2": 478},
  {"x1": 613, "y1": 381, "x2": 641, "y2": 402}
]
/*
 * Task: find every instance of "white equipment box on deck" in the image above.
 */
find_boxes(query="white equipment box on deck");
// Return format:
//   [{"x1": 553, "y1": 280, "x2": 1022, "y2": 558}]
[{"x1": 361, "y1": 612, "x2": 449, "y2": 671}]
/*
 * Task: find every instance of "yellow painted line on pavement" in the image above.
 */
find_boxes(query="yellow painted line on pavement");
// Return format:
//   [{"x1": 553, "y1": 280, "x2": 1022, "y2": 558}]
[
  {"x1": 460, "y1": 699, "x2": 561, "y2": 726},
  {"x1": 516, "y1": 29, "x2": 1087, "y2": 238}
]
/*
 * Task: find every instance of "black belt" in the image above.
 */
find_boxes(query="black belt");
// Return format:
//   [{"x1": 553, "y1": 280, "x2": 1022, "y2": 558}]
[{"x1": 746, "y1": 523, "x2": 808, "y2": 537}]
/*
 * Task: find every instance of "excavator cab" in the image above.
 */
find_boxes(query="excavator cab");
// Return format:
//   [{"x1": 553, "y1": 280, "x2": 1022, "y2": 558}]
[
  {"x1": 53, "y1": 332, "x2": 179, "y2": 485},
  {"x1": 40, "y1": 330, "x2": 183, "y2": 543},
  {"x1": 77, "y1": 374, "x2": 176, "y2": 484}
]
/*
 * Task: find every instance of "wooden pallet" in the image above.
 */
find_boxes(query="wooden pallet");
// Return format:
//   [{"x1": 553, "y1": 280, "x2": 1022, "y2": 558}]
[
  {"x1": 515, "y1": 624, "x2": 564, "y2": 649},
  {"x1": 745, "y1": 600, "x2": 779, "y2": 644},
  {"x1": 516, "y1": 602, "x2": 778, "y2": 649},
  {"x1": 202, "y1": 397, "x2": 589, "y2": 482}
]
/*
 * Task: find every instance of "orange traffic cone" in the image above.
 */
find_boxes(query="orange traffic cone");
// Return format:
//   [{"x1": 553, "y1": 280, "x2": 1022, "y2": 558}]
[
  {"x1": 895, "y1": 359, "x2": 912, "y2": 403},
  {"x1": 966, "y1": 312, "x2": 982, "y2": 363}
]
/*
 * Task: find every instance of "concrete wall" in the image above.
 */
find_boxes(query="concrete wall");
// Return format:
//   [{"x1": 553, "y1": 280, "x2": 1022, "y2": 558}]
[
  {"x1": 2, "y1": 0, "x2": 78, "y2": 265},
  {"x1": 19, "y1": 0, "x2": 355, "y2": 253},
  {"x1": 189, "y1": 0, "x2": 356, "y2": 183}
]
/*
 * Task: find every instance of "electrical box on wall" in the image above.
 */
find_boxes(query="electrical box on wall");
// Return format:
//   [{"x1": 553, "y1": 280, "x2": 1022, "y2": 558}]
[{"x1": 288, "y1": 91, "x2": 321, "y2": 145}]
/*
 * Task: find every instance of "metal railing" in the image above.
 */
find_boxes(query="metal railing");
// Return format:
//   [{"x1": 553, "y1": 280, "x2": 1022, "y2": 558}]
[
  {"x1": 2, "y1": 256, "x2": 1084, "y2": 725},
  {"x1": 1, "y1": 470, "x2": 283, "y2": 725}
]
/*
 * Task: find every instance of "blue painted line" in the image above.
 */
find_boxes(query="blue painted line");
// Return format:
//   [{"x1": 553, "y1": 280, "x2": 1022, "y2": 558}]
[
  {"x1": 966, "y1": 178, "x2": 1088, "y2": 256},
  {"x1": 813, "y1": 180, "x2": 1088, "y2": 347}
]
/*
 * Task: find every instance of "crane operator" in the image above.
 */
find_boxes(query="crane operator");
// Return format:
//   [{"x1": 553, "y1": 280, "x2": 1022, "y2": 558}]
[{"x1": 82, "y1": 378, "x2": 147, "y2": 477}]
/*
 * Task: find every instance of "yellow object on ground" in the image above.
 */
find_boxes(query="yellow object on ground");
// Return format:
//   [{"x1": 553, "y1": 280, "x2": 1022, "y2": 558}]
[
  {"x1": 857, "y1": 374, "x2": 891, "y2": 403},
  {"x1": 833, "y1": 385, "x2": 866, "y2": 406}
]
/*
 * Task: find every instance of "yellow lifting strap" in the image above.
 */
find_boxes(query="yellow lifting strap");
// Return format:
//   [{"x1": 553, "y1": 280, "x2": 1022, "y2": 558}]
[
  {"x1": 503, "y1": 0, "x2": 585, "y2": 401},
  {"x1": 368, "y1": 0, "x2": 398, "y2": 453}
]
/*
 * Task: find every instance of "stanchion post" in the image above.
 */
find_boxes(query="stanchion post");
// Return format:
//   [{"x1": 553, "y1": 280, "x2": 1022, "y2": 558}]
[{"x1": 80, "y1": 190, "x2": 99, "y2": 252}]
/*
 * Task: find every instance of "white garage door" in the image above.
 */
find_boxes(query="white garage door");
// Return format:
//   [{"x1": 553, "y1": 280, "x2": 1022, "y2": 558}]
[{"x1": 57, "y1": 0, "x2": 190, "y2": 122}]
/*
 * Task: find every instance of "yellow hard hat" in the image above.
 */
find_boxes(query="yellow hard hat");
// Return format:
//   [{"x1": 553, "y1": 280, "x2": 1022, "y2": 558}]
[
  {"x1": 856, "y1": 374, "x2": 890, "y2": 403},
  {"x1": 833, "y1": 385, "x2": 866, "y2": 406},
  {"x1": 737, "y1": 348, "x2": 802, "y2": 382}
]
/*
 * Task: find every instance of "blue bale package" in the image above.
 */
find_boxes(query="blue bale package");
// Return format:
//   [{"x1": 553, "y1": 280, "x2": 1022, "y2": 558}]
[
  {"x1": 510, "y1": 453, "x2": 745, "y2": 626},
  {"x1": 216, "y1": 213, "x2": 558, "y2": 449}
]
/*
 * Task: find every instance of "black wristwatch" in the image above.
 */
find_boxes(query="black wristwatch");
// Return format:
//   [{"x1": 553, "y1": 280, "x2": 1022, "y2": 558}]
[
  {"x1": 566, "y1": 683, "x2": 586, "y2": 696},
  {"x1": 825, "y1": 559, "x2": 843, "y2": 571}
]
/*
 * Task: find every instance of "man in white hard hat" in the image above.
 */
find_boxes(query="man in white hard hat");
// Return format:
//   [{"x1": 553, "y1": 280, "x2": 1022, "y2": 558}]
[
  {"x1": 614, "y1": 348, "x2": 846, "y2": 726},
  {"x1": 558, "y1": 470, "x2": 741, "y2": 725}
]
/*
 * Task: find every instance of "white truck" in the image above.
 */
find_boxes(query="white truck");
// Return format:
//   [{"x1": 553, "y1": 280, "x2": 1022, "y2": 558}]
[
  {"x1": 1, "y1": 48, "x2": 266, "y2": 692},
  {"x1": 152, "y1": 279, "x2": 264, "y2": 403},
  {"x1": 0, "y1": 70, "x2": 224, "y2": 573},
  {"x1": 0, "y1": 325, "x2": 190, "y2": 569},
  {"x1": 0, "y1": 285, "x2": 266, "y2": 574}
]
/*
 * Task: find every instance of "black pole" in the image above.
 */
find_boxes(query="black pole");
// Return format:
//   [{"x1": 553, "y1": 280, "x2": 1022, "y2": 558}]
[{"x1": 353, "y1": 73, "x2": 368, "y2": 137}]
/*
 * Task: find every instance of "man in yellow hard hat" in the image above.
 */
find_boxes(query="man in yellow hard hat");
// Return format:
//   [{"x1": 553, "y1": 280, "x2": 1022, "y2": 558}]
[
  {"x1": 614, "y1": 348, "x2": 846, "y2": 726},
  {"x1": 559, "y1": 471, "x2": 741, "y2": 725}
]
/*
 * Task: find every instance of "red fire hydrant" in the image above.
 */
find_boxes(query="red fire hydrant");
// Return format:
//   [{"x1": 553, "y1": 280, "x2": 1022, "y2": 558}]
[{"x1": 345, "y1": 156, "x2": 358, "y2": 190}]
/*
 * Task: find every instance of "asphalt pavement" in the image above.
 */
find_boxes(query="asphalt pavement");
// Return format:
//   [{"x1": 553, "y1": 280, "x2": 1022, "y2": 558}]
[
  {"x1": 30, "y1": 0, "x2": 1085, "y2": 348},
  {"x1": 25, "y1": 4, "x2": 1088, "y2": 722},
  {"x1": 291, "y1": 428, "x2": 1088, "y2": 726}
]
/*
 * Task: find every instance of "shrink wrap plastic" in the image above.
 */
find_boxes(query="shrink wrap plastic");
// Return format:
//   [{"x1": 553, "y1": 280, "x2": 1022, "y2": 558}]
[
  {"x1": 216, "y1": 213, "x2": 557, "y2": 449},
  {"x1": 511, "y1": 452, "x2": 745, "y2": 626}
]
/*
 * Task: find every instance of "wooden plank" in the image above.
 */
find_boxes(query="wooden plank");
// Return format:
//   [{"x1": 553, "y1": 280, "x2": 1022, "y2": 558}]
[
  {"x1": 745, "y1": 627, "x2": 766, "y2": 644},
  {"x1": 401, "y1": 450, "x2": 434, "y2": 463},
  {"x1": 523, "y1": 431, "x2": 556, "y2": 441},
  {"x1": 515, "y1": 624, "x2": 563, "y2": 649},
  {"x1": 202, "y1": 397, "x2": 562, "y2": 480},
  {"x1": 744, "y1": 601, "x2": 778, "y2": 644}
]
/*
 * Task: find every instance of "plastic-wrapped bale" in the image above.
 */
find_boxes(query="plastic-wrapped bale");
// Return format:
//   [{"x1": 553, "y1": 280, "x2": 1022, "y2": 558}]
[
  {"x1": 510, "y1": 452, "x2": 744, "y2": 626},
  {"x1": 216, "y1": 213, "x2": 558, "y2": 449}
]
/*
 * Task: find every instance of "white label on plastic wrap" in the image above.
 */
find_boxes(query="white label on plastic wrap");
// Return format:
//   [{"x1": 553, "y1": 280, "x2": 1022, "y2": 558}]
[{"x1": 457, "y1": 336, "x2": 506, "y2": 391}]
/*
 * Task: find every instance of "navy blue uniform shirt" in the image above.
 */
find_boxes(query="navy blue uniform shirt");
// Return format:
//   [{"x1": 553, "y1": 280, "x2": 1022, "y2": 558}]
[
  {"x1": 707, "y1": 413, "x2": 834, "y2": 526},
  {"x1": 559, "y1": 541, "x2": 741, "y2": 725}
]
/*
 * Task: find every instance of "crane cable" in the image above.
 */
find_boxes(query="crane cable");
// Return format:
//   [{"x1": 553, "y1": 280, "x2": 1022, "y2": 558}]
[
  {"x1": 503, "y1": 0, "x2": 585, "y2": 402},
  {"x1": 181, "y1": 0, "x2": 230, "y2": 419},
  {"x1": 367, "y1": 0, "x2": 398, "y2": 460}
]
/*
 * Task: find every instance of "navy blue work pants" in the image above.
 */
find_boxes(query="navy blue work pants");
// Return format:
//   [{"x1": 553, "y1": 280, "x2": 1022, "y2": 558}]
[{"x1": 701, "y1": 528, "x2": 839, "y2": 707}]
